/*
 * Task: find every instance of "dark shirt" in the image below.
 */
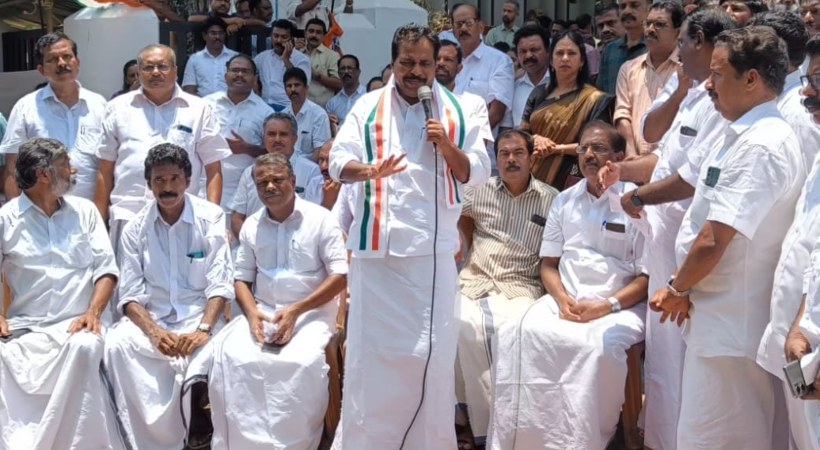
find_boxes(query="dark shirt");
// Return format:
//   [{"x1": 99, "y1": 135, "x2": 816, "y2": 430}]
[{"x1": 596, "y1": 36, "x2": 647, "y2": 95}]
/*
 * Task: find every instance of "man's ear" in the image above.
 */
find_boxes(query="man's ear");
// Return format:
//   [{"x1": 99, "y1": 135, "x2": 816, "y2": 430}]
[{"x1": 614, "y1": 151, "x2": 626, "y2": 162}]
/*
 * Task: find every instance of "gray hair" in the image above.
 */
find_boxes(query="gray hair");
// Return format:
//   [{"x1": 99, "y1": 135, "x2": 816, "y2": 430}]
[
  {"x1": 253, "y1": 152, "x2": 295, "y2": 179},
  {"x1": 15, "y1": 138, "x2": 68, "y2": 190},
  {"x1": 137, "y1": 44, "x2": 177, "y2": 67},
  {"x1": 263, "y1": 112, "x2": 299, "y2": 134}
]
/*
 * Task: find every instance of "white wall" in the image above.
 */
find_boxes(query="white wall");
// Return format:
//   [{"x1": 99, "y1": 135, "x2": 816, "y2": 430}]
[{"x1": 0, "y1": 70, "x2": 43, "y2": 117}]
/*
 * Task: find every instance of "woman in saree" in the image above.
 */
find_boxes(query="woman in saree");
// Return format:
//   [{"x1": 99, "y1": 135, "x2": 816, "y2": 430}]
[{"x1": 520, "y1": 30, "x2": 614, "y2": 189}]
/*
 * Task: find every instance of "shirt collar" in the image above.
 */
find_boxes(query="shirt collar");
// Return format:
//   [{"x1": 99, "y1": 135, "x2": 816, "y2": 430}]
[
  {"x1": 617, "y1": 36, "x2": 646, "y2": 50},
  {"x1": 262, "y1": 196, "x2": 306, "y2": 225},
  {"x1": 784, "y1": 70, "x2": 802, "y2": 94},
  {"x1": 135, "y1": 85, "x2": 189, "y2": 107},
  {"x1": 340, "y1": 84, "x2": 365, "y2": 98},
  {"x1": 493, "y1": 174, "x2": 542, "y2": 195},
  {"x1": 17, "y1": 192, "x2": 69, "y2": 217},
  {"x1": 41, "y1": 81, "x2": 89, "y2": 105},
  {"x1": 643, "y1": 47, "x2": 679, "y2": 71},
  {"x1": 727, "y1": 100, "x2": 780, "y2": 136},
  {"x1": 149, "y1": 193, "x2": 196, "y2": 226},
  {"x1": 468, "y1": 42, "x2": 489, "y2": 61},
  {"x1": 203, "y1": 47, "x2": 231, "y2": 59},
  {"x1": 516, "y1": 70, "x2": 549, "y2": 88}
]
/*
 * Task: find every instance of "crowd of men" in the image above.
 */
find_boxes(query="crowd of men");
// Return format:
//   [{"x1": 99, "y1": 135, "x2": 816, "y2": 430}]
[{"x1": 3, "y1": 0, "x2": 820, "y2": 448}]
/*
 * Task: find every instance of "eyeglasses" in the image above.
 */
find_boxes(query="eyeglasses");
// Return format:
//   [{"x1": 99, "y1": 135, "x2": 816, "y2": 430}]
[
  {"x1": 577, "y1": 144, "x2": 612, "y2": 155},
  {"x1": 228, "y1": 67, "x2": 254, "y2": 75},
  {"x1": 453, "y1": 18, "x2": 479, "y2": 29},
  {"x1": 44, "y1": 54, "x2": 75, "y2": 65},
  {"x1": 643, "y1": 20, "x2": 669, "y2": 30},
  {"x1": 140, "y1": 64, "x2": 173, "y2": 74},
  {"x1": 801, "y1": 74, "x2": 820, "y2": 90}
]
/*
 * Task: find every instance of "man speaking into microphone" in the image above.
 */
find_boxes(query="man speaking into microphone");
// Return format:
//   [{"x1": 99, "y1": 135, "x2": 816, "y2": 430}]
[{"x1": 329, "y1": 24, "x2": 492, "y2": 449}]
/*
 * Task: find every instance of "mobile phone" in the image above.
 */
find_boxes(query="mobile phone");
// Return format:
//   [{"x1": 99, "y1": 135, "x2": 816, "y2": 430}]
[
  {"x1": 0, "y1": 328, "x2": 31, "y2": 342},
  {"x1": 784, "y1": 359, "x2": 810, "y2": 398},
  {"x1": 294, "y1": 29, "x2": 305, "y2": 39}
]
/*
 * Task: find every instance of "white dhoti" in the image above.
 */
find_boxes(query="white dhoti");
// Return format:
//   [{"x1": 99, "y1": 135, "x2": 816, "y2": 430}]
[
  {"x1": 209, "y1": 305, "x2": 333, "y2": 450},
  {"x1": 103, "y1": 317, "x2": 215, "y2": 450},
  {"x1": 336, "y1": 254, "x2": 459, "y2": 449},
  {"x1": 488, "y1": 297, "x2": 646, "y2": 450},
  {"x1": 804, "y1": 399, "x2": 820, "y2": 449},
  {"x1": 455, "y1": 293, "x2": 536, "y2": 444},
  {"x1": 0, "y1": 320, "x2": 121, "y2": 450},
  {"x1": 676, "y1": 354, "x2": 776, "y2": 450}
]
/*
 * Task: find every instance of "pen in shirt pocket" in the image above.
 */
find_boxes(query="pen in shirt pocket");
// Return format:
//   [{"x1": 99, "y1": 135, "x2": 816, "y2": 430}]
[{"x1": 187, "y1": 250, "x2": 205, "y2": 262}]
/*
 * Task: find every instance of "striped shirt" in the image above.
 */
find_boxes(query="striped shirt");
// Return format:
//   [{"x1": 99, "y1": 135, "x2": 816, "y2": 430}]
[
  {"x1": 459, "y1": 176, "x2": 559, "y2": 300},
  {"x1": 614, "y1": 51, "x2": 680, "y2": 155}
]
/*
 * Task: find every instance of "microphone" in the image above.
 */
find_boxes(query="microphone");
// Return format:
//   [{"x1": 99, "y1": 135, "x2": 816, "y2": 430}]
[{"x1": 418, "y1": 85, "x2": 434, "y2": 121}]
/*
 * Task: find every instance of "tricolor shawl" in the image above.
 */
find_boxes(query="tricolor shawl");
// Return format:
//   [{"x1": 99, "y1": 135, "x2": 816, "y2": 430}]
[{"x1": 354, "y1": 78, "x2": 466, "y2": 257}]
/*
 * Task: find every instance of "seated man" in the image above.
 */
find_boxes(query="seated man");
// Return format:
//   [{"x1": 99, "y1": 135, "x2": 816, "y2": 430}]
[
  {"x1": 104, "y1": 144, "x2": 234, "y2": 450},
  {"x1": 0, "y1": 138, "x2": 119, "y2": 450},
  {"x1": 455, "y1": 129, "x2": 559, "y2": 447},
  {"x1": 488, "y1": 121, "x2": 648, "y2": 450},
  {"x1": 229, "y1": 112, "x2": 323, "y2": 237},
  {"x1": 314, "y1": 139, "x2": 343, "y2": 210},
  {"x1": 208, "y1": 152, "x2": 347, "y2": 448}
]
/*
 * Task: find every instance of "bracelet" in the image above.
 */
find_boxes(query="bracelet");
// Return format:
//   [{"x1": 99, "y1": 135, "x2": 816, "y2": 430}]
[{"x1": 666, "y1": 276, "x2": 690, "y2": 297}]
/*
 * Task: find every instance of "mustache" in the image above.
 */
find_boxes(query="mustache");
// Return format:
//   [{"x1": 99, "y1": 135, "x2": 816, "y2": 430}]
[
  {"x1": 524, "y1": 57, "x2": 537, "y2": 65},
  {"x1": 802, "y1": 96, "x2": 820, "y2": 109},
  {"x1": 621, "y1": 13, "x2": 636, "y2": 22},
  {"x1": 505, "y1": 164, "x2": 521, "y2": 171},
  {"x1": 56, "y1": 67, "x2": 71, "y2": 75},
  {"x1": 404, "y1": 75, "x2": 426, "y2": 83},
  {"x1": 159, "y1": 192, "x2": 178, "y2": 199}
]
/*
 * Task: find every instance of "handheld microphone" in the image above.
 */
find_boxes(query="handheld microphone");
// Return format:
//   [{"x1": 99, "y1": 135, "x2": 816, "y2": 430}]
[{"x1": 418, "y1": 85, "x2": 434, "y2": 121}]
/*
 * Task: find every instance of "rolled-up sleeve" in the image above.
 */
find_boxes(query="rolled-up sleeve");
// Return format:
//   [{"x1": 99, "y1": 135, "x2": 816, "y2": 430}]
[
  {"x1": 319, "y1": 215, "x2": 349, "y2": 275},
  {"x1": 204, "y1": 211, "x2": 235, "y2": 301},
  {"x1": 461, "y1": 97, "x2": 492, "y2": 188},
  {"x1": 706, "y1": 143, "x2": 791, "y2": 239},
  {"x1": 87, "y1": 203, "x2": 119, "y2": 281},
  {"x1": 117, "y1": 219, "x2": 150, "y2": 312},
  {"x1": 195, "y1": 103, "x2": 230, "y2": 166},
  {"x1": 613, "y1": 62, "x2": 633, "y2": 123},
  {"x1": 97, "y1": 102, "x2": 120, "y2": 162},
  {"x1": 230, "y1": 168, "x2": 253, "y2": 215},
  {"x1": 488, "y1": 55, "x2": 514, "y2": 109},
  {"x1": 0, "y1": 99, "x2": 29, "y2": 155},
  {"x1": 539, "y1": 194, "x2": 565, "y2": 257},
  {"x1": 234, "y1": 217, "x2": 258, "y2": 283},
  {"x1": 329, "y1": 103, "x2": 364, "y2": 182}
]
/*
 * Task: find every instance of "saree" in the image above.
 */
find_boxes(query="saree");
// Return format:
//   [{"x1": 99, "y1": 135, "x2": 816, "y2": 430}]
[{"x1": 522, "y1": 84, "x2": 613, "y2": 189}]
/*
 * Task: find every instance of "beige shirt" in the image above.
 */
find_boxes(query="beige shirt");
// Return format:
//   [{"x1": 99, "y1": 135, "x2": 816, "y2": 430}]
[
  {"x1": 459, "y1": 176, "x2": 558, "y2": 300},
  {"x1": 614, "y1": 51, "x2": 679, "y2": 155},
  {"x1": 307, "y1": 45, "x2": 340, "y2": 107}
]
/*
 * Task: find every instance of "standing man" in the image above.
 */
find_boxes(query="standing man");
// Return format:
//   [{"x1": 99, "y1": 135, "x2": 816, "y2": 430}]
[
  {"x1": 305, "y1": 18, "x2": 342, "y2": 107},
  {"x1": 1, "y1": 32, "x2": 106, "y2": 200},
  {"x1": 512, "y1": 25, "x2": 550, "y2": 128},
  {"x1": 455, "y1": 129, "x2": 558, "y2": 447},
  {"x1": 0, "y1": 138, "x2": 119, "y2": 450},
  {"x1": 326, "y1": 54, "x2": 365, "y2": 129},
  {"x1": 282, "y1": 67, "x2": 332, "y2": 159},
  {"x1": 803, "y1": 0, "x2": 820, "y2": 40},
  {"x1": 453, "y1": 3, "x2": 515, "y2": 132},
  {"x1": 614, "y1": 1, "x2": 683, "y2": 157},
  {"x1": 104, "y1": 144, "x2": 233, "y2": 450},
  {"x1": 597, "y1": 0, "x2": 650, "y2": 95},
  {"x1": 182, "y1": 17, "x2": 238, "y2": 97},
  {"x1": 96, "y1": 44, "x2": 230, "y2": 246},
  {"x1": 329, "y1": 24, "x2": 491, "y2": 448},
  {"x1": 595, "y1": 3, "x2": 626, "y2": 48},
  {"x1": 204, "y1": 54, "x2": 270, "y2": 213},
  {"x1": 435, "y1": 40, "x2": 463, "y2": 91},
  {"x1": 651, "y1": 27, "x2": 804, "y2": 449},
  {"x1": 486, "y1": 0, "x2": 520, "y2": 48},
  {"x1": 208, "y1": 153, "x2": 347, "y2": 449},
  {"x1": 254, "y1": 19, "x2": 312, "y2": 110},
  {"x1": 719, "y1": 0, "x2": 767, "y2": 25}
]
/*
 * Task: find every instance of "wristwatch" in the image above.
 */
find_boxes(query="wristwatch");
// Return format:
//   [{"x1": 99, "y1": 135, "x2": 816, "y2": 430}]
[
  {"x1": 196, "y1": 323, "x2": 212, "y2": 336},
  {"x1": 608, "y1": 296, "x2": 622, "y2": 313},
  {"x1": 630, "y1": 189, "x2": 644, "y2": 208},
  {"x1": 666, "y1": 276, "x2": 690, "y2": 297}
]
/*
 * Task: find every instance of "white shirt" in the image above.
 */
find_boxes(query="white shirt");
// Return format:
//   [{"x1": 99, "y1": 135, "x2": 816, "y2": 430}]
[
  {"x1": 800, "y1": 238, "x2": 820, "y2": 346},
  {"x1": 0, "y1": 194, "x2": 118, "y2": 329},
  {"x1": 284, "y1": 99, "x2": 332, "y2": 159},
  {"x1": 97, "y1": 87, "x2": 231, "y2": 222},
  {"x1": 117, "y1": 194, "x2": 234, "y2": 325},
  {"x1": 329, "y1": 83, "x2": 492, "y2": 257},
  {"x1": 511, "y1": 71, "x2": 549, "y2": 128},
  {"x1": 675, "y1": 101, "x2": 805, "y2": 359},
  {"x1": 181, "y1": 47, "x2": 239, "y2": 97},
  {"x1": 254, "y1": 49, "x2": 312, "y2": 106},
  {"x1": 205, "y1": 90, "x2": 272, "y2": 209},
  {"x1": 235, "y1": 197, "x2": 347, "y2": 316},
  {"x1": 454, "y1": 42, "x2": 515, "y2": 110},
  {"x1": 285, "y1": 0, "x2": 333, "y2": 30},
  {"x1": 230, "y1": 154, "x2": 324, "y2": 216},
  {"x1": 540, "y1": 180, "x2": 644, "y2": 301},
  {"x1": 0, "y1": 83, "x2": 107, "y2": 200},
  {"x1": 779, "y1": 69, "x2": 820, "y2": 172},
  {"x1": 330, "y1": 183, "x2": 356, "y2": 235},
  {"x1": 326, "y1": 85, "x2": 366, "y2": 126}
]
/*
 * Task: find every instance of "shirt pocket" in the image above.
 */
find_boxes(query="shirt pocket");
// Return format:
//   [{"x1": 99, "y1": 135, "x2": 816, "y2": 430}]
[
  {"x1": 63, "y1": 235, "x2": 94, "y2": 268},
  {"x1": 167, "y1": 125, "x2": 196, "y2": 152},
  {"x1": 289, "y1": 240, "x2": 320, "y2": 273},
  {"x1": 187, "y1": 257, "x2": 209, "y2": 291},
  {"x1": 74, "y1": 126, "x2": 103, "y2": 156},
  {"x1": 600, "y1": 227, "x2": 628, "y2": 261},
  {"x1": 468, "y1": 79, "x2": 490, "y2": 99}
]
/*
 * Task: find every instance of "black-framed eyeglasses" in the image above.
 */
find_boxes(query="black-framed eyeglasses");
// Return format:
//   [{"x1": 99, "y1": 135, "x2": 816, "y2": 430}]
[
  {"x1": 801, "y1": 74, "x2": 820, "y2": 90},
  {"x1": 453, "y1": 18, "x2": 479, "y2": 29},
  {"x1": 643, "y1": 20, "x2": 669, "y2": 30},
  {"x1": 577, "y1": 144, "x2": 612, "y2": 155}
]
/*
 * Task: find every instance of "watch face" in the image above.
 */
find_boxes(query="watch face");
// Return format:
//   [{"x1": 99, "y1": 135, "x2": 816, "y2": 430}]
[{"x1": 630, "y1": 191, "x2": 643, "y2": 207}]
